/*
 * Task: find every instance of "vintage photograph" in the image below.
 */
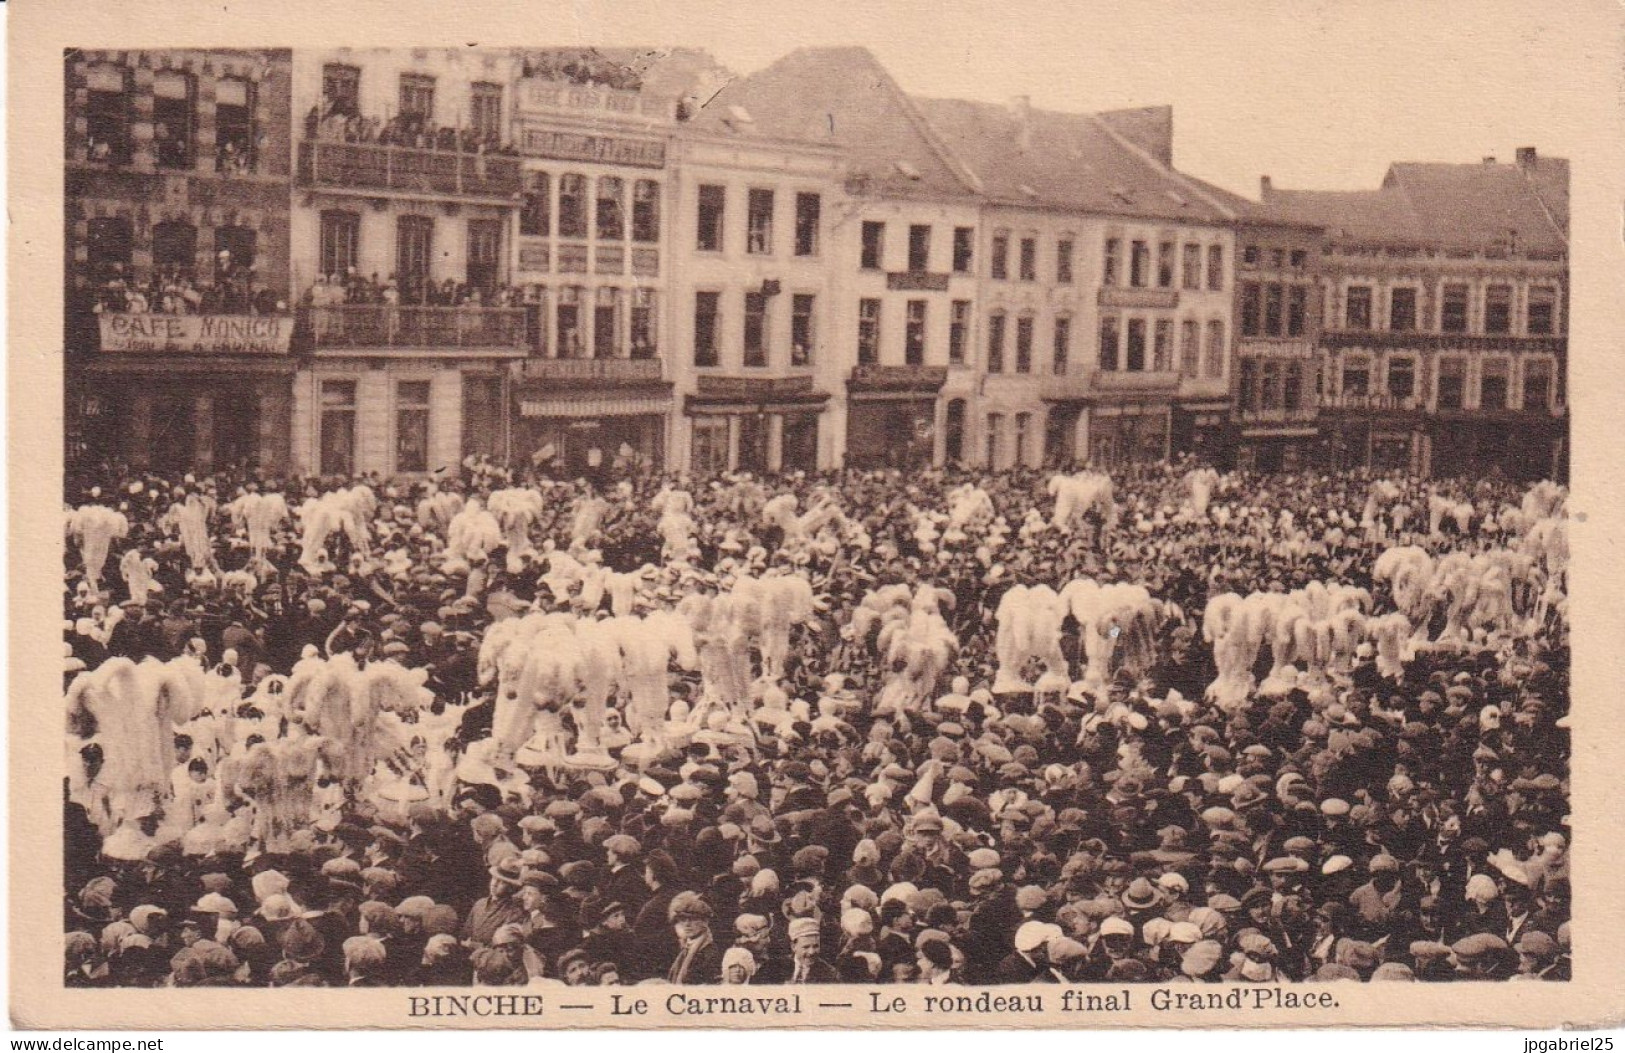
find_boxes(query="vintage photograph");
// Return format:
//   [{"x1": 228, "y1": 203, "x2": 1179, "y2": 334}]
[{"x1": 21, "y1": 0, "x2": 1617, "y2": 1030}]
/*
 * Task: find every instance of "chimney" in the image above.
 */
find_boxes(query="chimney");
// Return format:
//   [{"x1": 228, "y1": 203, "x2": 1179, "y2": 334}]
[
  {"x1": 1482, "y1": 156, "x2": 1497, "y2": 165},
  {"x1": 1010, "y1": 95, "x2": 1032, "y2": 152},
  {"x1": 1260, "y1": 175, "x2": 1273, "y2": 198},
  {"x1": 1516, "y1": 146, "x2": 1538, "y2": 170}
]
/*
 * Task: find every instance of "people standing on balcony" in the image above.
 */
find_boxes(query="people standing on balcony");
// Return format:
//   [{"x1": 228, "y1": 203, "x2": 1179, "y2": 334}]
[
  {"x1": 306, "y1": 99, "x2": 517, "y2": 156},
  {"x1": 87, "y1": 265, "x2": 286, "y2": 317}
]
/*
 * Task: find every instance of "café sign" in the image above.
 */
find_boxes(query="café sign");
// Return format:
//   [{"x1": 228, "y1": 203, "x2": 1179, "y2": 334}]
[
  {"x1": 99, "y1": 314, "x2": 292, "y2": 355},
  {"x1": 521, "y1": 128, "x2": 666, "y2": 169}
]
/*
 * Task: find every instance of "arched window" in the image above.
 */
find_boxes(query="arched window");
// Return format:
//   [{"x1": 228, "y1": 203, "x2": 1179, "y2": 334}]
[
  {"x1": 214, "y1": 226, "x2": 256, "y2": 281},
  {"x1": 215, "y1": 77, "x2": 256, "y2": 174}
]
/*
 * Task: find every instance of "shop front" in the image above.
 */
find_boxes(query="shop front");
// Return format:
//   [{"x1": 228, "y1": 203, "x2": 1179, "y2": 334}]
[
  {"x1": 1171, "y1": 402, "x2": 1234, "y2": 468},
  {"x1": 844, "y1": 365, "x2": 948, "y2": 469},
  {"x1": 1086, "y1": 403, "x2": 1171, "y2": 469},
  {"x1": 683, "y1": 375, "x2": 830, "y2": 475}
]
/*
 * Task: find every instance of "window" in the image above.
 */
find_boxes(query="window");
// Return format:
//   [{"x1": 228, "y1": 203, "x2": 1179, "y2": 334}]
[
  {"x1": 945, "y1": 399, "x2": 966, "y2": 463},
  {"x1": 1053, "y1": 316, "x2": 1072, "y2": 375},
  {"x1": 1441, "y1": 284, "x2": 1469, "y2": 333},
  {"x1": 395, "y1": 381, "x2": 431, "y2": 473},
  {"x1": 1341, "y1": 357, "x2": 1370, "y2": 397},
  {"x1": 1057, "y1": 239, "x2": 1074, "y2": 284},
  {"x1": 395, "y1": 215, "x2": 433, "y2": 296},
  {"x1": 558, "y1": 174, "x2": 588, "y2": 239},
  {"x1": 747, "y1": 189, "x2": 774, "y2": 254},
  {"x1": 1014, "y1": 413, "x2": 1032, "y2": 467},
  {"x1": 153, "y1": 71, "x2": 195, "y2": 170},
  {"x1": 558, "y1": 286, "x2": 584, "y2": 358},
  {"x1": 470, "y1": 82, "x2": 502, "y2": 143},
  {"x1": 1345, "y1": 286, "x2": 1372, "y2": 329},
  {"x1": 1436, "y1": 358, "x2": 1466, "y2": 409},
  {"x1": 631, "y1": 289, "x2": 657, "y2": 359},
  {"x1": 84, "y1": 65, "x2": 131, "y2": 164},
  {"x1": 743, "y1": 292, "x2": 768, "y2": 367},
  {"x1": 215, "y1": 77, "x2": 255, "y2": 173},
  {"x1": 1527, "y1": 286, "x2": 1557, "y2": 334},
  {"x1": 691, "y1": 417, "x2": 730, "y2": 474},
  {"x1": 1481, "y1": 358, "x2": 1510, "y2": 410},
  {"x1": 861, "y1": 221, "x2": 885, "y2": 270},
  {"x1": 1182, "y1": 243, "x2": 1201, "y2": 290},
  {"x1": 794, "y1": 193, "x2": 820, "y2": 256},
  {"x1": 1015, "y1": 315, "x2": 1034, "y2": 373},
  {"x1": 1157, "y1": 241, "x2": 1175, "y2": 287},
  {"x1": 693, "y1": 291, "x2": 719, "y2": 367},
  {"x1": 1485, "y1": 285, "x2": 1513, "y2": 334},
  {"x1": 1238, "y1": 358, "x2": 1258, "y2": 411},
  {"x1": 597, "y1": 177, "x2": 626, "y2": 240},
  {"x1": 990, "y1": 231, "x2": 1009, "y2": 280},
  {"x1": 1290, "y1": 249, "x2": 1307, "y2": 268},
  {"x1": 1523, "y1": 359, "x2": 1553, "y2": 410},
  {"x1": 857, "y1": 298, "x2": 881, "y2": 365},
  {"x1": 986, "y1": 313, "x2": 1006, "y2": 373},
  {"x1": 86, "y1": 217, "x2": 132, "y2": 284},
  {"x1": 1260, "y1": 361, "x2": 1282, "y2": 410},
  {"x1": 1153, "y1": 319, "x2": 1173, "y2": 371},
  {"x1": 319, "y1": 211, "x2": 359, "y2": 279},
  {"x1": 214, "y1": 227, "x2": 256, "y2": 283},
  {"x1": 905, "y1": 300, "x2": 927, "y2": 365},
  {"x1": 1204, "y1": 321, "x2": 1225, "y2": 378},
  {"x1": 525, "y1": 286, "x2": 550, "y2": 356},
  {"x1": 1387, "y1": 356, "x2": 1415, "y2": 400},
  {"x1": 592, "y1": 287, "x2": 622, "y2": 359},
  {"x1": 319, "y1": 380, "x2": 357, "y2": 476},
  {"x1": 696, "y1": 185, "x2": 725, "y2": 251},
  {"x1": 1264, "y1": 283, "x2": 1284, "y2": 337},
  {"x1": 1103, "y1": 238, "x2": 1121, "y2": 286},
  {"x1": 1287, "y1": 285, "x2": 1307, "y2": 337},
  {"x1": 953, "y1": 227, "x2": 974, "y2": 273},
  {"x1": 152, "y1": 221, "x2": 197, "y2": 277},
  {"x1": 520, "y1": 172, "x2": 551, "y2": 237},
  {"x1": 1019, "y1": 237, "x2": 1037, "y2": 281},
  {"x1": 1126, "y1": 318, "x2": 1147, "y2": 371},
  {"x1": 321, "y1": 63, "x2": 360, "y2": 118},
  {"x1": 1270, "y1": 249, "x2": 1286, "y2": 269},
  {"x1": 791, "y1": 294, "x2": 815, "y2": 366},
  {"x1": 632, "y1": 180, "x2": 661, "y2": 243},
  {"x1": 1390, "y1": 287, "x2": 1417, "y2": 332},
  {"x1": 467, "y1": 219, "x2": 502, "y2": 294},
  {"x1": 1241, "y1": 282, "x2": 1263, "y2": 337},
  {"x1": 1243, "y1": 245, "x2": 1260, "y2": 266},
  {"x1": 949, "y1": 300, "x2": 970, "y2": 365},
  {"x1": 1206, "y1": 245, "x2": 1224, "y2": 290},
  {"x1": 399, "y1": 73, "x2": 435, "y2": 120},
  {"x1": 986, "y1": 413, "x2": 1005, "y2": 468},
  {"x1": 1284, "y1": 363, "x2": 1304, "y2": 410},
  {"x1": 1099, "y1": 315, "x2": 1121, "y2": 371},
  {"x1": 1130, "y1": 240, "x2": 1150, "y2": 287},
  {"x1": 909, "y1": 225, "x2": 932, "y2": 271},
  {"x1": 1180, "y1": 319, "x2": 1199, "y2": 376}
]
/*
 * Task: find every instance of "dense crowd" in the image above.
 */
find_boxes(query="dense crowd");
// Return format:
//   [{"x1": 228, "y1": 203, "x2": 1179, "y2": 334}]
[
  {"x1": 303, "y1": 274, "x2": 522, "y2": 310},
  {"x1": 88, "y1": 263, "x2": 286, "y2": 317},
  {"x1": 304, "y1": 103, "x2": 518, "y2": 157},
  {"x1": 62, "y1": 458, "x2": 1570, "y2": 988}
]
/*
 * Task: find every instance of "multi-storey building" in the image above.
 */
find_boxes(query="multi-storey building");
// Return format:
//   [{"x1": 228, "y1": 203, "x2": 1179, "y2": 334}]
[
  {"x1": 918, "y1": 99, "x2": 1238, "y2": 468},
  {"x1": 1228, "y1": 210, "x2": 1326, "y2": 471},
  {"x1": 65, "y1": 48, "x2": 296, "y2": 477},
  {"x1": 1263, "y1": 150, "x2": 1568, "y2": 480},
  {"x1": 288, "y1": 48, "x2": 526, "y2": 477},
  {"x1": 694, "y1": 48, "x2": 983, "y2": 470}
]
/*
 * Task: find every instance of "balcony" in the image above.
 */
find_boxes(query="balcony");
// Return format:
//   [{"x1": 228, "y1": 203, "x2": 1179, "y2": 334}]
[
  {"x1": 1320, "y1": 392, "x2": 1424, "y2": 413},
  {"x1": 1320, "y1": 329, "x2": 1566, "y2": 354},
  {"x1": 848, "y1": 363, "x2": 950, "y2": 393},
  {"x1": 302, "y1": 305, "x2": 528, "y2": 354},
  {"x1": 1238, "y1": 405, "x2": 1320, "y2": 425},
  {"x1": 516, "y1": 356, "x2": 664, "y2": 384},
  {"x1": 297, "y1": 140, "x2": 523, "y2": 201}
]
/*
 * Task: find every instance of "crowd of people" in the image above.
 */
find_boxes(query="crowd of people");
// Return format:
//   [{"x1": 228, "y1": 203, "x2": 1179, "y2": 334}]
[
  {"x1": 303, "y1": 273, "x2": 522, "y2": 311},
  {"x1": 304, "y1": 102, "x2": 519, "y2": 157},
  {"x1": 61, "y1": 457, "x2": 1570, "y2": 988},
  {"x1": 87, "y1": 262, "x2": 286, "y2": 317}
]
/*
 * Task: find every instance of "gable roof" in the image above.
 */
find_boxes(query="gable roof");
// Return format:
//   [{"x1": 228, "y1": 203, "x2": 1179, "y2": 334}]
[
  {"x1": 686, "y1": 47, "x2": 980, "y2": 199},
  {"x1": 908, "y1": 95, "x2": 1236, "y2": 222},
  {"x1": 1263, "y1": 157, "x2": 1568, "y2": 254}
]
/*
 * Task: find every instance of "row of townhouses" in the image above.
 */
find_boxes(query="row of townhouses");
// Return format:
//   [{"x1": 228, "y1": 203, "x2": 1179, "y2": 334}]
[{"x1": 63, "y1": 46, "x2": 1570, "y2": 483}]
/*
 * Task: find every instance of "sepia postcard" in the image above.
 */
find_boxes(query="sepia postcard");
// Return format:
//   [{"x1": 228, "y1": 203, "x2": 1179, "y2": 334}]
[{"x1": 10, "y1": 0, "x2": 1625, "y2": 1032}]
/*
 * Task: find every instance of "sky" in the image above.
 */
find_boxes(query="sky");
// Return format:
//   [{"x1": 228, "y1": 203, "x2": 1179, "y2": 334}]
[{"x1": 520, "y1": 0, "x2": 1621, "y2": 198}]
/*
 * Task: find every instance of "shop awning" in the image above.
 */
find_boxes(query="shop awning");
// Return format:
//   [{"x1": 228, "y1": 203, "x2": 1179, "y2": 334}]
[{"x1": 520, "y1": 393, "x2": 672, "y2": 418}]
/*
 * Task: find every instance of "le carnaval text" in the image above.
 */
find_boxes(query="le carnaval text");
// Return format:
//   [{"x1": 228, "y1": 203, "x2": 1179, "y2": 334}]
[{"x1": 405, "y1": 986, "x2": 1341, "y2": 1019}]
